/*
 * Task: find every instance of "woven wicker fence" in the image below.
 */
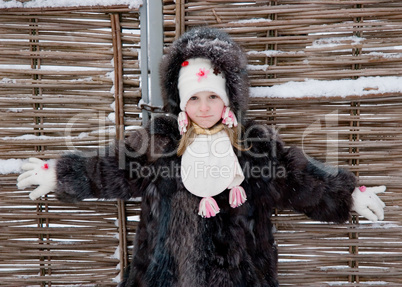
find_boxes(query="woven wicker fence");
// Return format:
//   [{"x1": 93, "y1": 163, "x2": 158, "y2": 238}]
[
  {"x1": 0, "y1": 4, "x2": 142, "y2": 286},
  {"x1": 1, "y1": 1, "x2": 402, "y2": 286}
]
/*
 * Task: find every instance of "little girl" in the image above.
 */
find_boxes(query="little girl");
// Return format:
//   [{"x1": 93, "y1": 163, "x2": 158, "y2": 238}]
[{"x1": 17, "y1": 27, "x2": 385, "y2": 287}]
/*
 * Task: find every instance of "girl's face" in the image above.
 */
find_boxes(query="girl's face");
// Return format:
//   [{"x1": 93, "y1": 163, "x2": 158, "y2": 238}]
[{"x1": 185, "y1": 91, "x2": 225, "y2": 129}]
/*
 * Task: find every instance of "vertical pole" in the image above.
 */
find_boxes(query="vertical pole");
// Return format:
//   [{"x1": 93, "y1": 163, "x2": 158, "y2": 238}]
[
  {"x1": 140, "y1": 0, "x2": 164, "y2": 124},
  {"x1": 111, "y1": 13, "x2": 125, "y2": 141},
  {"x1": 175, "y1": 0, "x2": 181, "y2": 38},
  {"x1": 176, "y1": 0, "x2": 185, "y2": 38},
  {"x1": 148, "y1": 0, "x2": 164, "y2": 116},
  {"x1": 111, "y1": 13, "x2": 128, "y2": 280},
  {"x1": 348, "y1": 100, "x2": 361, "y2": 284},
  {"x1": 140, "y1": 2, "x2": 149, "y2": 123}
]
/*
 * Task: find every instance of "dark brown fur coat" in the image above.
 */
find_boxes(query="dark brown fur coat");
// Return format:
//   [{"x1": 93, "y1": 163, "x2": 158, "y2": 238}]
[
  {"x1": 54, "y1": 27, "x2": 356, "y2": 286},
  {"x1": 55, "y1": 115, "x2": 356, "y2": 287}
]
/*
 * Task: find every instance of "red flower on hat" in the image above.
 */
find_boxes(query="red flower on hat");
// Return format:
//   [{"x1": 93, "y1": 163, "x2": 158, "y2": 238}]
[
  {"x1": 181, "y1": 61, "x2": 189, "y2": 67},
  {"x1": 196, "y1": 68, "x2": 209, "y2": 82}
]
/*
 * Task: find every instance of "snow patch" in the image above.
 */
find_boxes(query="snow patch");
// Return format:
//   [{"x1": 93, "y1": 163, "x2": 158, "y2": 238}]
[
  {"x1": 250, "y1": 76, "x2": 402, "y2": 99},
  {"x1": 111, "y1": 247, "x2": 120, "y2": 260},
  {"x1": 311, "y1": 36, "x2": 365, "y2": 48},
  {"x1": 247, "y1": 64, "x2": 269, "y2": 71},
  {"x1": 367, "y1": 52, "x2": 402, "y2": 59},
  {"x1": 1, "y1": 77, "x2": 17, "y2": 84},
  {"x1": 0, "y1": 158, "x2": 27, "y2": 174},
  {"x1": 108, "y1": 112, "x2": 116, "y2": 123},
  {"x1": 230, "y1": 18, "x2": 272, "y2": 24},
  {"x1": 247, "y1": 50, "x2": 305, "y2": 57}
]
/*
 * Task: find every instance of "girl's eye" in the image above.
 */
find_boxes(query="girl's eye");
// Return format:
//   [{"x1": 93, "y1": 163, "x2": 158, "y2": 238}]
[
  {"x1": 189, "y1": 96, "x2": 198, "y2": 101},
  {"x1": 210, "y1": 94, "x2": 219, "y2": 99}
]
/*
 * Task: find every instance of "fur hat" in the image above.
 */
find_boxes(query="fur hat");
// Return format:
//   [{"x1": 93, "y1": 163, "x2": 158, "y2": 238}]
[
  {"x1": 160, "y1": 27, "x2": 249, "y2": 119},
  {"x1": 178, "y1": 57, "x2": 229, "y2": 111}
]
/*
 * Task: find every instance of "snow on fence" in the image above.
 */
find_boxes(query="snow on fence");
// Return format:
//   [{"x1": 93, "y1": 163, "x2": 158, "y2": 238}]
[{"x1": 1, "y1": 0, "x2": 402, "y2": 286}]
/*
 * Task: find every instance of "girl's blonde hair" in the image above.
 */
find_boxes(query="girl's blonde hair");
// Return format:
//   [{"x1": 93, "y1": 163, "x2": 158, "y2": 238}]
[{"x1": 177, "y1": 118, "x2": 247, "y2": 156}]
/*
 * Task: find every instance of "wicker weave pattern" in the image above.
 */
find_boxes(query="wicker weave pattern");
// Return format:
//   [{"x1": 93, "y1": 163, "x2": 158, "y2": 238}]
[
  {"x1": 250, "y1": 94, "x2": 402, "y2": 285},
  {"x1": 0, "y1": 1, "x2": 401, "y2": 286},
  {"x1": 165, "y1": 0, "x2": 402, "y2": 85},
  {"x1": 0, "y1": 6, "x2": 142, "y2": 286}
]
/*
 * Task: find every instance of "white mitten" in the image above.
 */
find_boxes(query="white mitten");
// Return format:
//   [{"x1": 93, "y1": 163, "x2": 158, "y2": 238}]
[
  {"x1": 352, "y1": 185, "x2": 386, "y2": 221},
  {"x1": 17, "y1": 158, "x2": 57, "y2": 200}
]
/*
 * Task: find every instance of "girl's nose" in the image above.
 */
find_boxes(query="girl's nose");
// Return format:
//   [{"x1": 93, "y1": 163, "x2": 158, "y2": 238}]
[{"x1": 199, "y1": 100, "x2": 209, "y2": 112}]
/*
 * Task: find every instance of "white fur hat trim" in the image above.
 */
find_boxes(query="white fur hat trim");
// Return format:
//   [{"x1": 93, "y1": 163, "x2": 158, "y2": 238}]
[{"x1": 178, "y1": 58, "x2": 228, "y2": 111}]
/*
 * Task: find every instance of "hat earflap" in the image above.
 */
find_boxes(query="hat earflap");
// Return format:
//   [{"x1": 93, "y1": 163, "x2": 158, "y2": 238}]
[
  {"x1": 178, "y1": 111, "x2": 189, "y2": 135},
  {"x1": 221, "y1": 106, "x2": 238, "y2": 128}
]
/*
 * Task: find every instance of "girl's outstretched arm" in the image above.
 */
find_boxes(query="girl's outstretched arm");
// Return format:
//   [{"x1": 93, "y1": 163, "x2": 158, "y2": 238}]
[
  {"x1": 275, "y1": 144, "x2": 386, "y2": 222},
  {"x1": 274, "y1": 146, "x2": 357, "y2": 223},
  {"x1": 244, "y1": 123, "x2": 385, "y2": 223},
  {"x1": 17, "y1": 129, "x2": 150, "y2": 202}
]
